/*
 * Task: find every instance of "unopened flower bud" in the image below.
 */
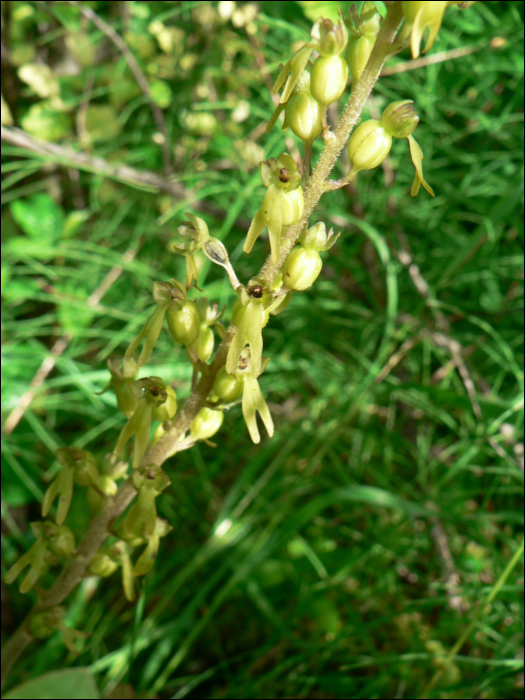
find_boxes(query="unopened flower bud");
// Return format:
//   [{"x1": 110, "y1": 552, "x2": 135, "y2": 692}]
[
  {"x1": 106, "y1": 358, "x2": 139, "y2": 418},
  {"x1": 61, "y1": 448, "x2": 99, "y2": 487},
  {"x1": 213, "y1": 366, "x2": 244, "y2": 402},
  {"x1": 282, "y1": 246, "x2": 323, "y2": 291},
  {"x1": 89, "y1": 548, "x2": 119, "y2": 577},
  {"x1": 45, "y1": 523, "x2": 75, "y2": 560},
  {"x1": 30, "y1": 608, "x2": 65, "y2": 639},
  {"x1": 245, "y1": 154, "x2": 303, "y2": 263},
  {"x1": 151, "y1": 385, "x2": 178, "y2": 422},
  {"x1": 95, "y1": 474, "x2": 118, "y2": 497},
  {"x1": 311, "y1": 54, "x2": 348, "y2": 106},
  {"x1": 380, "y1": 100, "x2": 420, "y2": 138},
  {"x1": 166, "y1": 298, "x2": 200, "y2": 346},
  {"x1": 190, "y1": 407, "x2": 224, "y2": 441},
  {"x1": 347, "y1": 119, "x2": 392, "y2": 172},
  {"x1": 152, "y1": 281, "x2": 175, "y2": 307},
  {"x1": 347, "y1": 34, "x2": 375, "y2": 82},
  {"x1": 356, "y1": 1, "x2": 382, "y2": 36},
  {"x1": 193, "y1": 325, "x2": 215, "y2": 362},
  {"x1": 299, "y1": 221, "x2": 339, "y2": 252},
  {"x1": 178, "y1": 213, "x2": 209, "y2": 243},
  {"x1": 310, "y1": 17, "x2": 348, "y2": 57},
  {"x1": 285, "y1": 90, "x2": 322, "y2": 143}
]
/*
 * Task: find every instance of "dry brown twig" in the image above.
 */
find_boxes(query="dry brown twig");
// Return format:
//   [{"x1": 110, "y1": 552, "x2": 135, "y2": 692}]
[{"x1": 1, "y1": 126, "x2": 251, "y2": 228}]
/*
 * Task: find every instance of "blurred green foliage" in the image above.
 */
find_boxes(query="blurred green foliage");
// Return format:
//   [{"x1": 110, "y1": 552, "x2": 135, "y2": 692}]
[{"x1": 1, "y1": 1, "x2": 523, "y2": 698}]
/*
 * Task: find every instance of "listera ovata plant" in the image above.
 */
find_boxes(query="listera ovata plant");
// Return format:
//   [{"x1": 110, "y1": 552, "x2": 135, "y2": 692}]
[{"x1": 1, "y1": 1, "x2": 479, "y2": 688}]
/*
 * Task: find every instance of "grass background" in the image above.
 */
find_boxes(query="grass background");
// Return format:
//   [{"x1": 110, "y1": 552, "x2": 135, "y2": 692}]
[{"x1": 1, "y1": 1, "x2": 524, "y2": 698}]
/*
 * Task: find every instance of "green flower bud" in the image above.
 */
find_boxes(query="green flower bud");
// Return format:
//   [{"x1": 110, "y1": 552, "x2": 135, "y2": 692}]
[
  {"x1": 355, "y1": 1, "x2": 382, "y2": 37},
  {"x1": 121, "y1": 465, "x2": 170, "y2": 541},
  {"x1": 53, "y1": 447, "x2": 99, "y2": 487},
  {"x1": 106, "y1": 358, "x2": 139, "y2": 418},
  {"x1": 299, "y1": 221, "x2": 340, "y2": 252},
  {"x1": 113, "y1": 377, "x2": 170, "y2": 469},
  {"x1": 310, "y1": 16, "x2": 348, "y2": 57},
  {"x1": 347, "y1": 34, "x2": 375, "y2": 82},
  {"x1": 177, "y1": 213, "x2": 210, "y2": 243},
  {"x1": 244, "y1": 154, "x2": 303, "y2": 263},
  {"x1": 166, "y1": 299, "x2": 200, "y2": 346},
  {"x1": 284, "y1": 90, "x2": 322, "y2": 143},
  {"x1": 193, "y1": 325, "x2": 215, "y2": 362},
  {"x1": 402, "y1": 1, "x2": 448, "y2": 58},
  {"x1": 101, "y1": 454, "x2": 128, "y2": 481},
  {"x1": 311, "y1": 54, "x2": 348, "y2": 106},
  {"x1": 380, "y1": 100, "x2": 420, "y2": 139},
  {"x1": 151, "y1": 385, "x2": 178, "y2": 422},
  {"x1": 213, "y1": 366, "x2": 244, "y2": 403},
  {"x1": 30, "y1": 608, "x2": 65, "y2": 639},
  {"x1": 347, "y1": 119, "x2": 392, "y2": 172},
  {"x1": 152, "y1": 281, "x2": 175, "y2": 306},
  {"x1": 88, "y1": 548, "x2": 119, "y2": 577},
  {"x1": 45, "y1": 523, "x2": 76, "y2": 560},
  {"x1": 282, "y1": 246, "x2": 323, "y2": 291},
  {"x1": 95, "y1": 474, "x2": 118, "y2": 497},
  {"x1": 282, "y1": 187, "x2": 304, "y2": 226},
  {"x1": 190, "y1": 407, "x2": 224, "y2": 441},
  {"x1": 133, "y1": 518, "x2": 172, "y2": 577}
]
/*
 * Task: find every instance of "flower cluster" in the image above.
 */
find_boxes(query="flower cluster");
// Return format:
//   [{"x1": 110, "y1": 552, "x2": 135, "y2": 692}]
[{"x1": 3, "y1": 1, "x2": 479, "y2": 655}]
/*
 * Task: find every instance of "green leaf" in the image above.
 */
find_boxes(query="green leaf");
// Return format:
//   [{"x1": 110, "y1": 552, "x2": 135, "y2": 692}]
[
  {"x1": 3, "y1": 668, "x2": 100, "y2": 699},
  {"x1": 10, "y1": 193, "x2": 65, "y2": 240}
]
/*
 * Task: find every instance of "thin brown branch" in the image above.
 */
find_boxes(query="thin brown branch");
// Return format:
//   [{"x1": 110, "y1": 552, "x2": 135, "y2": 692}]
[
  {"x1": 0, "y1": 126, "x2": 250, "y2": 229},
  {"x1": 66, "y1": 0, "x2": 174, "y2": 174},
  {"x1": 380, "y1": 44, "x2": 482, "y2": 76}
]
